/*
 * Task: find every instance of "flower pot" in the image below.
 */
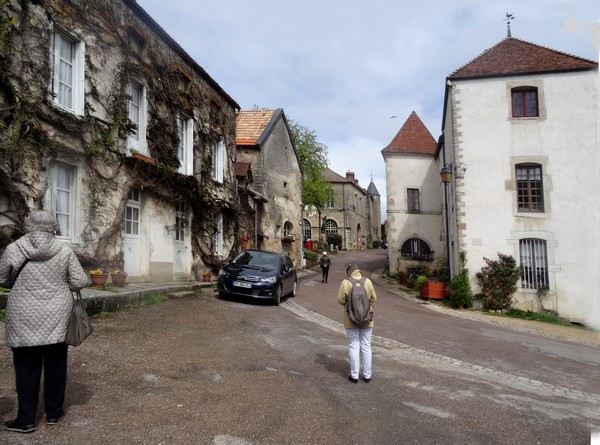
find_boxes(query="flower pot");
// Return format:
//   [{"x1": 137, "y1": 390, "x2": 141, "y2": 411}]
[
  {"x1": 90, "y1": 274, "x2": 109, "y2": 288},
  {"x1": 406, "y1": 281, "x2": 415, "y2": 289},
  {"x1": 111, "y1": 273, "x2": 128, "y2": 287},
  {"x1": 420, "y1": 281, "x2": 446, "y2": 300},
  {"x1": 202, "y1": 273, "x2": 211, "y2": 283}
]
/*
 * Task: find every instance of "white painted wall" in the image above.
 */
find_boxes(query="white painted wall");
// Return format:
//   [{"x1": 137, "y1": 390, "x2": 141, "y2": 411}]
[
  {"x1": 447, "y1": 70, "x2": 598, "y2": 323},
  {"x1": 384, "y1": 153, "x2": 444, "y2": 275}
]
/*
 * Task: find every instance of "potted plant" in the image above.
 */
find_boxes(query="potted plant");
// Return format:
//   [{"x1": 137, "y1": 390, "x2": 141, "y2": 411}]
[
  {"x1": 397, "y1": 271, "x2": 407, "y2": 285},
  {"x1": 420, "y1": 278, "x2": 446, "y2": 300},
  {"x1": 202, "y1": 271, "x2": 211, "y2": 282},
  {"x1": 111, "y1": 268, "x2": 128, "y2": 287},
  {"x1": 89, "y1": 269, "x2": 109, "y2": 288}
]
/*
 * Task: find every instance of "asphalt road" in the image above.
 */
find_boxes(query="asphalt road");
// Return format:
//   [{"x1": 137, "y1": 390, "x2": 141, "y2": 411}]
[{"x1": 0, "y1": 249, "x2": 598, "y2": 445}]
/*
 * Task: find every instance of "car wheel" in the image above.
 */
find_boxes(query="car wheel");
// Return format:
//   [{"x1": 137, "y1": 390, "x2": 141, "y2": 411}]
[
  {"x1": 273, "y1": 285, "x2": 282, "y2": 305},
  {"x1": 218, "y1": 291, "x2": 229, "y2": 300}
]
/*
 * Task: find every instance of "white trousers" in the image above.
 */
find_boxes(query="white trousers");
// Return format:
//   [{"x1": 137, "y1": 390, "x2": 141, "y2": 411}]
[{"x1": 346, "y1": 327, "x2": 372, "y2": 379}]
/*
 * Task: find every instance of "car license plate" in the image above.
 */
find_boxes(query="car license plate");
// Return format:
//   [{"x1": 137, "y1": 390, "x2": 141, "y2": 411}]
[{"x1": 233, "y1": 281, "x2": 251, "y2": 288}]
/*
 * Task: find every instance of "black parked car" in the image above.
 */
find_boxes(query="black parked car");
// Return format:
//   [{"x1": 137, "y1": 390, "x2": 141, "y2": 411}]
[{"x1": 217, "y1": 250, "x2": 297, "y2": 305}]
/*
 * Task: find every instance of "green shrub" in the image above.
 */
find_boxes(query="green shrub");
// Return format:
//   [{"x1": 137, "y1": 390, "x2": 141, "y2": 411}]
[
  {"x1": 304, "y1": 249, "x2": 317, "y2": 263},
  {"x1": 475, "y1": 253, "x2": 521, "y2": 312},
  {"x1": 448, "y1": 269, "x2": 473, "y2": 308},
  {"x1": 416, "y1": 275, "x2": 427, "y2": 288}
]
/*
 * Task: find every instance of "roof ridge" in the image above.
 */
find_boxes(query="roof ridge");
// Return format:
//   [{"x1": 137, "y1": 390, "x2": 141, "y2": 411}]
[{"x1": 449, "y1": 37, "x2": 597, "y2": 80}]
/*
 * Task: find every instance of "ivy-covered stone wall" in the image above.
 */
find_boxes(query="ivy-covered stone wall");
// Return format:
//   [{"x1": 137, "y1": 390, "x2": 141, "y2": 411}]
[{"x1": 0, "y1": 0, "x2": 241, "y2": 278}]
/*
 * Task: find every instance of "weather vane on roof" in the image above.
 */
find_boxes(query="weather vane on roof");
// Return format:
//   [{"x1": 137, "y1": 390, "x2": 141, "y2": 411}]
[{"x1": 504, "y1": 13, "x2": 515, "y2": 38}]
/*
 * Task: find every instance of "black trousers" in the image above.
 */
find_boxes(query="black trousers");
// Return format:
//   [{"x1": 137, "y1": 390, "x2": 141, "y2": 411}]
[
  {"x1": 321, "y1": 266, "x2": 329, "y2": 282},
  {"x1": 12, "y1": 343, "x2": 68, "y2": 424}
]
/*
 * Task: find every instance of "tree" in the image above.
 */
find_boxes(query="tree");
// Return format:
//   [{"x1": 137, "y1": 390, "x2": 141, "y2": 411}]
[{"x1": 287, "y1": 119, "x2": 331, "y2": 209}]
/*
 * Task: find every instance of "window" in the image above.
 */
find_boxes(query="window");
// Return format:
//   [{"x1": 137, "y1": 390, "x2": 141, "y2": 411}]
[
  {"x1": 512, "y1": 87, "x2": 538, "y2": 118},
  {"x1": 128, "y1": 83, "x2": 147, "y2": 155},
  {"x1": 51, "y1": 162, "x2": 80, "y2": 242},
  {"x1": 127, "y1": 28, "x2": 145, "y2": 56},
  {"x1": 175, "y1": 203, "x2": 185, "y2": 241},
  {"x1": 325, "y1": 189, "x2": 335, "y2": 208},
  {"x1": 212, "y1": 139, "x2": 225, "y2": 183},
  {"x1": 50, "y1": 31, "x2": 85, "y2": 115},
  {"x1": 324, "y1": 219, "x2": 338, "y2": 234},
  {"x1": 407, "y1": 188, "x2": 420, "y2": 212},
  {"x1": 177, "y1": 116, "x2": 193, "y2": 175},
  {"x1": 125, "y1": 189, "x2": 140, "y2": 236},
  {"x1": 400, "y1": 238, "x2": 433, "y2": 260},
  {"x1": 302, "y1": 219, "x2": 312, "y2": 239},
  {"x1": 213, "y1": 213, "x2": 223, "y2": 255},
  {"x1": 516, "y1": 164, "x2": 544, "y2": 212},
  {"x1": 283, "y1": 221, "x2": 294, "y2": 238},
  {"x1": 520, "y1": 238, "x2": 548, "y2": 290}
]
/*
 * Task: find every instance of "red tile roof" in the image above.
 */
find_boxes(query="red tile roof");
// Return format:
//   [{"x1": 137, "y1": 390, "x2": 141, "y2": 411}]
[
  {"x1": 381, "y1": 111, "x2": 437, "y2": 155},
  {"x1": 450, "y1": 37, "x2": 597, "y2": 79},
  {"x1": 236, "y1": 109, "x2": 277, "y2": 145}
]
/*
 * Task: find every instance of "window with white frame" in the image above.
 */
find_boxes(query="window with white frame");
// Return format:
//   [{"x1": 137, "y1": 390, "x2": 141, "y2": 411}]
[
  {"x1": 211, "y1": 139, "x2": 225, "y2": 183},
  {"x1": 302, "y1": 219, "x2": 312, "y2": 239},
  {"x1": 283, "y1": 221, "x2": 293, "y2": 238},
  {"x1": 519, "y1": 238, "x2": 549, "y2": 290},
  {"x1": 127, "y1": 83, "x2": 148, "y2": 155},
  {"x1": 213, "y1": 213, "x2": 223, "y2": 256},
  {"x1": 51, "y1": 162, "x2": 80, "y2": 242},
  {"x1": 50, "y1": 30, "x2": 85, "y2": 115},
  {"x1": 177, "y1": 116, "x2": 193, "y2": 175},
  {"x1": 324, "y1": 219, "x2": 338, "y2": 234}
]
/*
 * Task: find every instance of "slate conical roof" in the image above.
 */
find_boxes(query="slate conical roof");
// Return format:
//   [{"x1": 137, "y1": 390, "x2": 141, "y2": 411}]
[
  {"x1": 367, "y1": 180, "x2": 380, "y2": 197},
  {"x1": 449, "y1": 37, "x2": 597, "y2": 80},
  {"x1": 381, "y1": 111, "x2": 437, "y2": 156}
]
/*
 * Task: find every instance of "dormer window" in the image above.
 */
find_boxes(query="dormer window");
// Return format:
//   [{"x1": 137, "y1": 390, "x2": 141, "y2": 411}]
[{"x1": 512, "y1": 87, "x2": 538, "y2": 118}]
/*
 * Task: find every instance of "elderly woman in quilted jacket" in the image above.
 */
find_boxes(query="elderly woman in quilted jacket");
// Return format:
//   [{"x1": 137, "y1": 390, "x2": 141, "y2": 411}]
[{"x1": 0, "y1": 210, "x2": 88, "y2": 434}]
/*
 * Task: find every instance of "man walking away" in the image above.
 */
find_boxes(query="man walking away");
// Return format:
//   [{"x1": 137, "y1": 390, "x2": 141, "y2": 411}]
[{"x1": 319, "y1": 252, "x2": 331, "y2": 283}]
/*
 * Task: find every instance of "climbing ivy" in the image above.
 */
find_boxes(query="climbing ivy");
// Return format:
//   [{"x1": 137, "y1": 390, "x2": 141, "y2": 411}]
[{"x1": 0, "y1": 0, "x2": 240, "y2": 276}]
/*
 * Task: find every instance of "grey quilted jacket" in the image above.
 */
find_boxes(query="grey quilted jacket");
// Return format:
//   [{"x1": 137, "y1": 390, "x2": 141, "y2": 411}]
[{"x1": 0, "y1": 231, "x2": 89, "y2": 347}]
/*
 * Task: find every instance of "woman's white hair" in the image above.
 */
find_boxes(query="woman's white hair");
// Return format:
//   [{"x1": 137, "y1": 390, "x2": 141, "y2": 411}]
[{"x1": 24, "y1": 210, "x2": 58, "y2": 234}]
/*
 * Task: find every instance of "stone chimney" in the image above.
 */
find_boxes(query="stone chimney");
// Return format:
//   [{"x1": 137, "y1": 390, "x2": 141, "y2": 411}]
[{"x1": 346, "y1": 171, "x2": 358, "y2": 185}]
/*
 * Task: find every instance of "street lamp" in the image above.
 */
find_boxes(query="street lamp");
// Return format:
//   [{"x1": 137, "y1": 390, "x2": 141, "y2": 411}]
[{"x1": 440, "y1": 165, "x2": 453, "y2": 278}]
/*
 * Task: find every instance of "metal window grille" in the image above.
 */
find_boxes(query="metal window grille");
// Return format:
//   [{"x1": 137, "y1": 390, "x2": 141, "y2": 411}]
[{"x1": 519, "y1": 238, "x2": 548, "y2": 289}]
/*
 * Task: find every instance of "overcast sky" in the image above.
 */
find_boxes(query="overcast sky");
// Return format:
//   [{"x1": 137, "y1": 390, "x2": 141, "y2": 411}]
[{"x1": 139, "y1": 0, "x2": 599, "y2": 221}]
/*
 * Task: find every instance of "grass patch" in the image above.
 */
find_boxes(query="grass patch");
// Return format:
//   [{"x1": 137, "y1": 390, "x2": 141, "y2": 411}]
[
  {"x1": 92, "y1": 310, "x2": 110, "y2": 319},
  {"x1": 492, "y1": 308, "x2": 571, "y2": 326},
  {"x1": 138, "y1": 293, "x2": 168, "y2": 307},
  {"x1": 0, "y1": 309, "x2": 5, "y2": 321}
]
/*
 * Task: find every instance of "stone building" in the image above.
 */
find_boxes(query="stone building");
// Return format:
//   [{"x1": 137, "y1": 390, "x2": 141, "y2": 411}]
[
  {"x1": 381, "y1": 111, "x2": 443, "y2": 277},
  {"x1": 303, "y1": 168, "x2": 381, "y2": 251},
  {"x1": 384, "y1": 36, "x2": 600, "y2": 326},
  {"x1": 0, "y1": 0, "x2": 240, "y2": 281},
  {"x1": 236, "y1": 109, "x2": 303, "y2": 266}
]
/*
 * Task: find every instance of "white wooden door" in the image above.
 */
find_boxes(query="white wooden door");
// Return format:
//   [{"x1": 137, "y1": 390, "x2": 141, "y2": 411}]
[{"x1": 124, "y1": 189, "x2": 141, "y2": 275}]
